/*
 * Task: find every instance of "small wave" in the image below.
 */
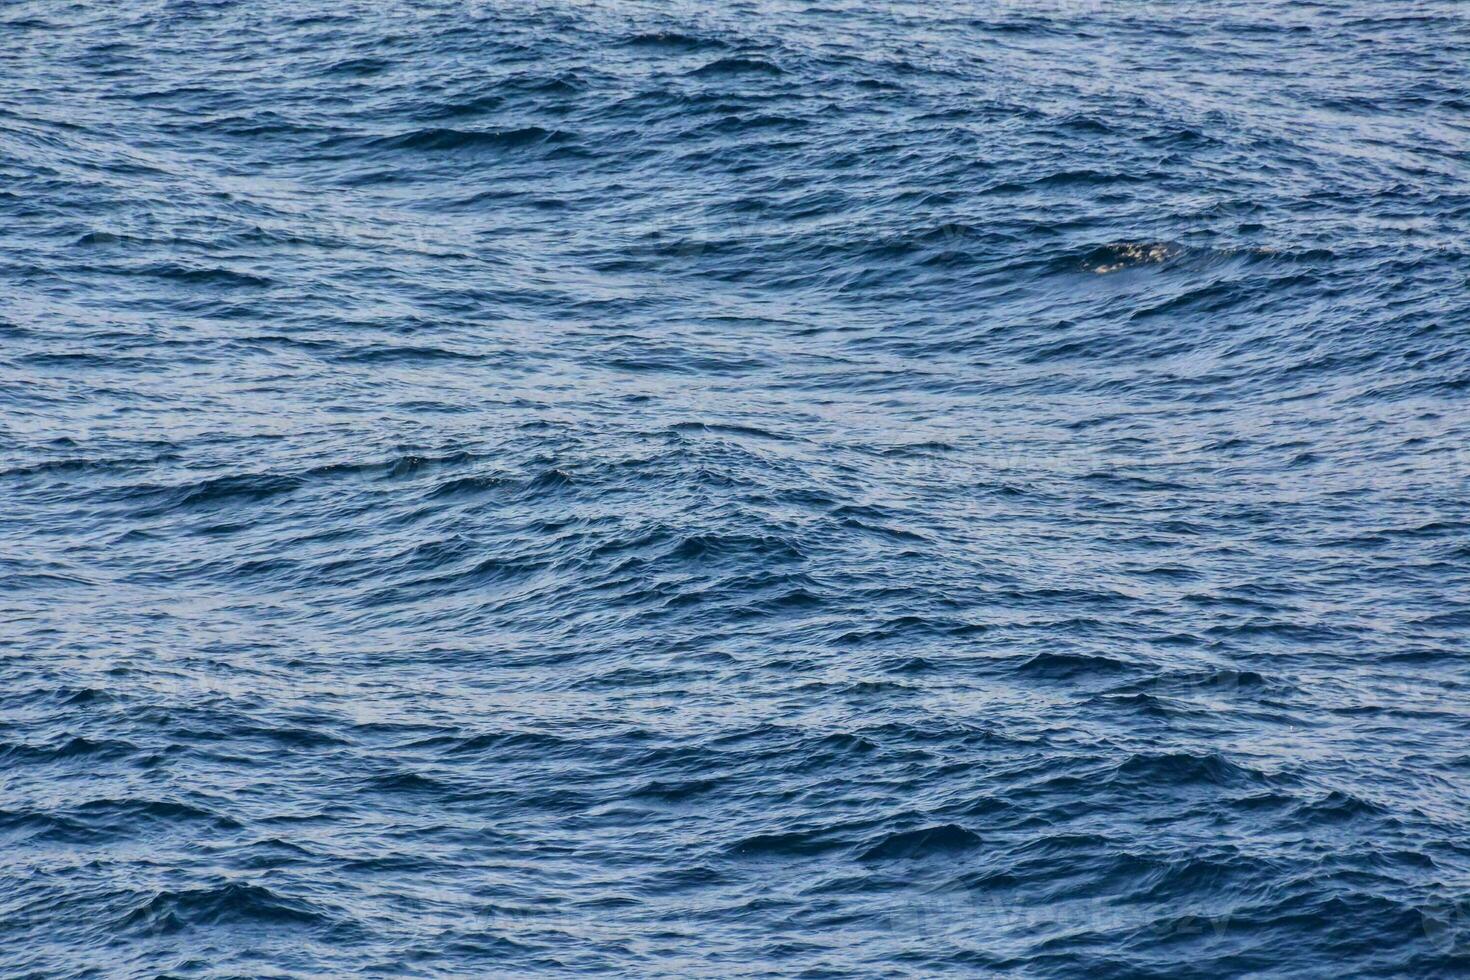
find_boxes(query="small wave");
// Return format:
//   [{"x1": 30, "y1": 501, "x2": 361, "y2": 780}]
[
  {"x1": 153, "y1": 473, "x2": 304, "y2": 512},
  {"x1": 133, "y1": 262, "x2": 273, "y2": 287},
  {"x1": 669, "y1": 421, "x2": 792, "y2": 441},
  {"x1": 624, "y1": 31, "x2": 730, "y2": 52},
  {"x1": 689, "y1": 57, "x2": 784, "y2": 78},
  {"x1": 1013, "y1": 652, "x2": 1137, "y2": 680},
  {"x1": 1080, "y1": 241, "x2": 1181, "y2": 274},
  {"x1": 727, "y1": 828, "x2": 849, "y2": 859},
  {"x1": 629, "y1": 777, "x2": 722, "y2": 802},
  {"x1": 336, "y1": 344, "x2": 486, "y2": 364},
  {"x1": 321, "y1": 56, "x2": 390, "y2": 77},
  {"x1": 366, "y1": 125, "x2": 570, "y2": 153},
  {"x1": 424, "y1": 467, "x2": 573, "y2": 501},
  {"x1": 859, "y1": 824, "x2": 984, "y2": 861},
  {"x1": 1114, "y1": 751, "x2": 1273, "y2": 789},
  {"x1": 665, "y1": 532, "x2": 806, "y2": 563},
  {"x1": 119, "y1": 883, "x2": 330, "y2": 933},
  {"x1": 0, "y1": 735, "x2": 138, "y2": 764}
]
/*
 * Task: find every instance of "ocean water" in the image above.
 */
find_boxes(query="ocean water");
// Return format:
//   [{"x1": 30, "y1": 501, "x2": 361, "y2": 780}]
[{"x1": 4, "y1": 0, "x2": 1470, "y2": 975}]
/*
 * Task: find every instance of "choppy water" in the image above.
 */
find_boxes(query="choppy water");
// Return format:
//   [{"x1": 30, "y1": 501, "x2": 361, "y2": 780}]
[{"x1": 4, "y1": 1, "x2": 1470, "y2": 975}]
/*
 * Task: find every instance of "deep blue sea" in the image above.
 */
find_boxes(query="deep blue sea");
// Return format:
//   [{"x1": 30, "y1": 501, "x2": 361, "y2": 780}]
[{"x1": 4, "y1": 1, "x2": 1470, "y2": 976}]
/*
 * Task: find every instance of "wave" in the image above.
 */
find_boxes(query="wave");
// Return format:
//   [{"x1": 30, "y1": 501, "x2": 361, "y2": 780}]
[
  {"x1": 364, "y1": 125, "x2": 573, "y2": 153},
  {"x1": 119, "y1": 883, "x2": 332, "y2": 933}
]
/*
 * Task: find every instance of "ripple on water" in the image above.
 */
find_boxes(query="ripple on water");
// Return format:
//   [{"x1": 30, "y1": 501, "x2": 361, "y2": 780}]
[{"x1": 3, "y1": 0, "x2": 1470, "y2": 976}]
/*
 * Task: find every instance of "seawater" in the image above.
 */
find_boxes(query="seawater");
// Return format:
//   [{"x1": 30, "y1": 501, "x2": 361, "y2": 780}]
[{"x1": 3, "y1": 1, "x2": 1470, "y2": 976}]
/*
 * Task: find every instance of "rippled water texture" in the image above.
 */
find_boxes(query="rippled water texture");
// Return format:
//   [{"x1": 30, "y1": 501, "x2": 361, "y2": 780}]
[{"x1": 4, "y1": 1, "x2": 1470, "y2": 975}]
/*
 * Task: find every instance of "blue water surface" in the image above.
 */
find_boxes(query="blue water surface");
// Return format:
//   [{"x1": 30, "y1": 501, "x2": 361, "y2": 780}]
[{"x1": 4, "y1": 1, "x2": 1470, "y2": 976}]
